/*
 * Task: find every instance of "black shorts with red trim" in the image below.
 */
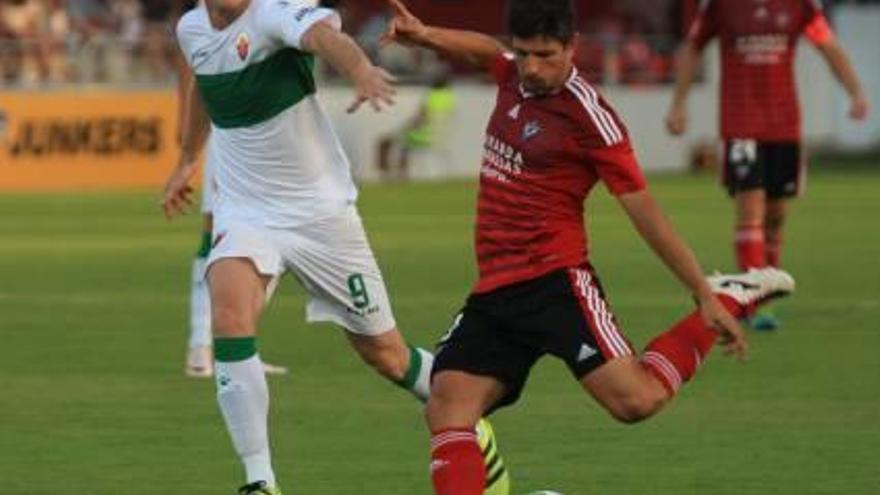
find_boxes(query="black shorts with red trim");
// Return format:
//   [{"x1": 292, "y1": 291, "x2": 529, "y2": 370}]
[
  {"x1": 723, "y1": 139, "x2": 803, "y2": 199},
  {"x1": 432, "y1": 264, "x2": 634, "y2": 413}
]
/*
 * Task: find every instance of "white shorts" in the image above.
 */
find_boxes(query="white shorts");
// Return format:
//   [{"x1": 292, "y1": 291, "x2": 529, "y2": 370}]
[{"x1": 206, "y1": 206, "x2": 396, "y2": 335}]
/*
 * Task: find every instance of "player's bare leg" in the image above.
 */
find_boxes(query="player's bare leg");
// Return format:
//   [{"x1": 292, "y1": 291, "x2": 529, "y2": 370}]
[
  {"x1": 377, "y1": 135, "x2": 397, "y2": 182},
  {"x1": 347, "y1": 328, "x2": 419, "y2": 391},
  {"x1": 586, "y1": 267, "x2": 795, "y2": 420},
  {"x1": 583, "y1": 304, "x2": 746, "y2": 424},
  {"x1": 581, "y1": 306, "x2": 729, "y2": 424},
  {"x1": 734, "y1": 190, "x2": 784, "y2": 330},
  {"x1": 581, "y1": 357, "x2": 670, "y2": 423},
  {"x1": 764, "y1": 199, "x2": 788, "y2": 269},
  {"x1": 347, "y1": 330, "x2": 511, "y2": 494},
  {"x1": 750, "y1": 198, "x2": 789, "y2": 330},
  {"x1": 207, "y1": 258, "x2": 280, "y2": 490},
  {"x1": 733, "y1": 189, "x2": 767, "y2": 271},
  {"x1": 186, "y1": 214, "x2": 287, "y2": 377},
  {"x1": 426, "y1": 371, "x2": 506, "y2": 495},
  {"x1": 186, "y1": 214, "x2": 214, "y2": 377}
]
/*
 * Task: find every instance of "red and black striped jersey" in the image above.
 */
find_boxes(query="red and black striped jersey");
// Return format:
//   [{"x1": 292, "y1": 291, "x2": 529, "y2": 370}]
[
  {"x1": 472, "y1": 54, "x2": 646, "y2": 294},
  {"x1": 688, "y1": 0, "x2": 833, "y2": 141}
]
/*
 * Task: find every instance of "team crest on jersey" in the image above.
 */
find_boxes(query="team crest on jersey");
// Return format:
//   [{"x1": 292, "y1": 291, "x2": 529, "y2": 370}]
[
  {"x1": 508, "y1": 103, "x2": 521, "y2": 120},
  {"x1": 522, "y1": 120, "x2": 541, "y2": 141},
  {"x1": 235, "y1": 32, "x2": 250, "y2": 61}
]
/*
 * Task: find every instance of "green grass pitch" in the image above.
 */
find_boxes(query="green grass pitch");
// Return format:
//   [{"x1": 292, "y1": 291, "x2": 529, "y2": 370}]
[{"x1": 1, "y1": 165, "x2": 878, "y2": 494}]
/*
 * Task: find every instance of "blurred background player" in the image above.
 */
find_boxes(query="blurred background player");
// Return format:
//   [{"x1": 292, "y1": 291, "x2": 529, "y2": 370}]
[
  {"x1": 376, "y1": 71, "x2": 456, "y2": 181},
  {"x1": 163, "y1": 1, "x2": 507, "y2": 494},
  {"x1": 172, "y1": 0, "x2": 288, "y2": 378},
  {"x1": 665, "y1": 0, "x2": 869, "y2": 330},
  {"x1": 381, "y1": 1, "x2": 794, "y2": 493}
]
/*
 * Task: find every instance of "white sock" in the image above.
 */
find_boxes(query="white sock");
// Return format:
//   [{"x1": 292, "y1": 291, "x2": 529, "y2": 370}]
[
  {"x1": 188, "y1": 257, "x2": 212, "y2": 349},
  {"x1": 215, "y1": 355, "x2": 276, "y2": 486},
  {"x1": 402, "y1": 346, "x2": 434, "y2": 403}
]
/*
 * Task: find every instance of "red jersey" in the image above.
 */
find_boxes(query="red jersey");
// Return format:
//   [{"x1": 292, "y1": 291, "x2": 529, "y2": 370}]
[
  {"x1": 688, "y1": 0, "x2": 834, "y2": 141},
  {"x1": 473, "y1": 54, "x2": 647, "y2": 294}
]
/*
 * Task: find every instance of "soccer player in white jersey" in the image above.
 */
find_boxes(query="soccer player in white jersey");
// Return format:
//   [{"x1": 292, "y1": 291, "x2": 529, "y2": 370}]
[
  {"x1": 172, "y1": 0, "x2": 288, "y2": 378},
  {"x1": 161, "y1": 1, "x2": 508, "y2": 494}
]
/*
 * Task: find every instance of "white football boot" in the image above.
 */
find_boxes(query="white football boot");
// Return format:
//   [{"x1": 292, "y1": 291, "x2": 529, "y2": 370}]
[{"x1": 707, "y1": 267, "x2": 795, "y2": 307}]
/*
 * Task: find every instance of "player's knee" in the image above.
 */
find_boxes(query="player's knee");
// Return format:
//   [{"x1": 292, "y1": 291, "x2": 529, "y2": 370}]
[
  {"x1": 607, "y1": 392, "x2": 667, "y2": 424},
  {"x1": 424, "y1": 381, "x2": 489, "y2": 434},
  {"x1": 211, "y1": 305, "x2": 255, "y2": 337}
]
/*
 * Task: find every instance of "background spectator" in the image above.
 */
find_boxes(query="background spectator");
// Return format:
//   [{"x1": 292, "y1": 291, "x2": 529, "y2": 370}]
[
  {"x1": 139, "y1": 0, "x2": 173, "y2": 81},
  {"x1": 1, "y1": 0, "x2": 46, "y2": 83},
  {"x1": 1, "y1": 0, "x2": 876, "y2": 87},
  {"x1": 67, "y1": 0, "x2": 115, "y2": 82}
]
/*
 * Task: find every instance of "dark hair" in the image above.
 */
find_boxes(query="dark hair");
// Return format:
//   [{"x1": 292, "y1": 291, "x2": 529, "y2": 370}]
[{"x1": 507, "y1": 0, "x2": 577, "y2": 43}]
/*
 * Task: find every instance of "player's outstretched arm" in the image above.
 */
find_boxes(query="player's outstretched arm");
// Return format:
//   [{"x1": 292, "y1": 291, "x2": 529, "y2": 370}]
[
  {"x1": 617, "y1": 189, "x2": 748, "y2": 359},
  {"x1": 814, "y1": 39, "x2": 869, "y2": 121},
  {"x1": 381, "y1": 0, "x2": 505, "y2": 70},
  {"x1": 302, "y1": 22, "x2": 396, "y2": 113},
  {"x1": 665, "y1": 41, "x2": 702, "y2": 136},
  {"x1": 162, "y1": 77, "x2": 210, "y2": 219}
]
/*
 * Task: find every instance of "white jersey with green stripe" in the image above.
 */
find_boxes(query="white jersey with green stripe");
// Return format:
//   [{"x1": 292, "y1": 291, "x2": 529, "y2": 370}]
[{"x1": 177, "y1": 0, "x2": 356, "y2": 228}]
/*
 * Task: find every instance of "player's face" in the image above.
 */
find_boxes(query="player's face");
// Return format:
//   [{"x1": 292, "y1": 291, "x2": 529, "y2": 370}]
[{"x1": 510, "y1": 36, "x2": 576, "y2": 96}]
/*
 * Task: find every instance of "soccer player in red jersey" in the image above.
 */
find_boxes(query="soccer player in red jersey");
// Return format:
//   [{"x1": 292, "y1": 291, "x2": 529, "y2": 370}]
[
  {"x1": 383, "y1": 1, "x2": 795, "y2": 493},
  {"x1": 666, "y1": 0, "x2": 868, "y2": 329}
]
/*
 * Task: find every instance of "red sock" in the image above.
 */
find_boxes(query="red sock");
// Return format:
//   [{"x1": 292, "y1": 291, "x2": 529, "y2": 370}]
[
  {"x1": 430, "y1": 428, "x2": 485, "y2": 495},
  {"x1": 641, "y1": 296, "x2": 742, "y2": 395},
  {"x1": 735, "y1": 225, "x2": 766, "y2": 270},
  {"x1": 766, "y1": 235, "x2": 782, "y2": 267}
]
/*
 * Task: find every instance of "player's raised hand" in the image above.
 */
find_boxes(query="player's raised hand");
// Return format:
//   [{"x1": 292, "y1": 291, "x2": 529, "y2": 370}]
[
  {"x1": 699, "y1": 295, "x2": 748, "y2": 360},
  {"x1": 161, "y1": 161, "x2": 198, "y2": 219},
  {"x1": 347, "y1": 63, "x2": 397, "y2": 113},
  {"x1": 850, "y1": 94, "x2": 869, "y2": 121},
  {"x1": 665, "y1": 103, "x2": 687, "y2": 135},
  {"x1": 381, "y1": 0, "x2": 428, "y2": 47}
]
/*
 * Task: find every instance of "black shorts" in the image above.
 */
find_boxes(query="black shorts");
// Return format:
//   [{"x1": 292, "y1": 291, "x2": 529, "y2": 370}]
[
  {"x1": 723, "y1": 139, "x2": 804, "y2": 199},
  {"x1": 432, "y1": 265, "x2": 634, "y2": 413}
]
